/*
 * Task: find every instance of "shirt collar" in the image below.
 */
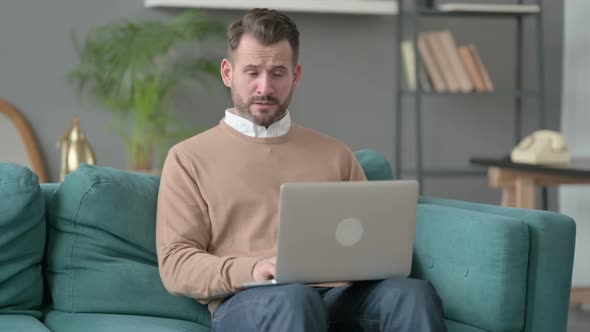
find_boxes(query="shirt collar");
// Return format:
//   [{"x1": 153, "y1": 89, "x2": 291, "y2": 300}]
[{"x1": 224, "y1": 109, "x2": 291, "y2": 138}]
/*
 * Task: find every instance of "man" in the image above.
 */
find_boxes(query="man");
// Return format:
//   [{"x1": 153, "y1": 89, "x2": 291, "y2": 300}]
[{"x1": 156, "y1": 8, "x2": 446, "y2": 332}]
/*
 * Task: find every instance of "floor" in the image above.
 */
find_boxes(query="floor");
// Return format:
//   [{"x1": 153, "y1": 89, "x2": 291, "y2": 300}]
[{"x1": 568, "y1": 305, "x2": 590, "y2": 332}]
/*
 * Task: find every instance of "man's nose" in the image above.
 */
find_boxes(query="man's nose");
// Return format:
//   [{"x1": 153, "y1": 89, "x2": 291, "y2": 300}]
[{"x1": 256, "y1": 74, "x2": 273, "y2": 95}]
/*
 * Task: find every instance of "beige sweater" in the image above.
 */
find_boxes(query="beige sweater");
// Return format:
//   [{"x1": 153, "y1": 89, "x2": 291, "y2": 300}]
[{"x1": 156, "y1": 120, "x2": 367, "y2": 313}]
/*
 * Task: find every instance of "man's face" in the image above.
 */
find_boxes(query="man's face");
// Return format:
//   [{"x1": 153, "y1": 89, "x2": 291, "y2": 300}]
[{"x1": 221, "y1": 33, "x2": 302, "y2": 128}]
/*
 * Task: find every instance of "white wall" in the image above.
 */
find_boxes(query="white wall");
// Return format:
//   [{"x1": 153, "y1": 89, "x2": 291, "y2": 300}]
[{"x1": 560, "y1": 0, "x2": 590, "y2": 287}]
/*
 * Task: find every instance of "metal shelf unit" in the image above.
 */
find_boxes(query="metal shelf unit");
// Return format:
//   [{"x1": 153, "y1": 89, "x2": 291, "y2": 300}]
[{"x1": 394, "y1": 0, "x2": 546, "y2": 195}]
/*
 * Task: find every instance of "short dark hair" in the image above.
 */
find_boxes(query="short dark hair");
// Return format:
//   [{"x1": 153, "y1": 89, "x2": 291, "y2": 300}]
[{"x1": 227, "y1": 8, "x2": 300, "y2": 65}]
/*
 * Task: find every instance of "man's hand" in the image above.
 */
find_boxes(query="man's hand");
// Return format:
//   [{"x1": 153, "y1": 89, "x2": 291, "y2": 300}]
[{"x1": 252, "y1": 256, "x2": 276, "y2": 281}]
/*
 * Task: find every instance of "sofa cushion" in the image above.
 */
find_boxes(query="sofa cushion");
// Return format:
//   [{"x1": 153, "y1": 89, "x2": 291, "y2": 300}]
[
  {"x1": 44, "y1": 311, "x2": 209, "y2": 332},
  {"x1": 414, "y1": 203, "x2": 529, "y2": 332},
  {"x1": 354, "y1": 149, "x2": 394, "y2": 180},
  {"x1": 46, "y1": 165, "x2": 210, "y2": 327},
  {"x1": 0, "y1": 315, "x2": 51, "y2": 332},
  {"x1": 0, "y1": 164, "x2": 45, "y2": 318}
]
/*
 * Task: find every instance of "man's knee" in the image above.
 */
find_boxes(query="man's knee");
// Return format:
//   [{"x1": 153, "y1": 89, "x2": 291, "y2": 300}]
[
  {"x1": 375, "y1": 278, "x2": 446, "y2": 331},
  {"x1": 402, "y1": 278, "x2": 438, "y2": 297},
  {"x1": 381, "y1": 277, "x2": 442, "y2": 305},
  {"x1": 269, "y1": 284, "x2": 324, "y2": 309},
  {"x1": 261, "y1": 284, "x2": 328, "y2": 331}
]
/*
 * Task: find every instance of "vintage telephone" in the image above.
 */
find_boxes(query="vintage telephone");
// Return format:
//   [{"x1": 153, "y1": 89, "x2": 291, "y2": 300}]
[{"x1": 510, "y1": 130, "x2": 571, "y2": 165}]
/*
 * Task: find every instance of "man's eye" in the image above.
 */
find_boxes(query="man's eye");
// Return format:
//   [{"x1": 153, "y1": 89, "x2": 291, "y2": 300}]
[
  {"x1": 247, "y1": 72, "x2": 258, "y2": 77},
  {"x1": 273, "y1": 72, "x2": 285, "y2": 77}
]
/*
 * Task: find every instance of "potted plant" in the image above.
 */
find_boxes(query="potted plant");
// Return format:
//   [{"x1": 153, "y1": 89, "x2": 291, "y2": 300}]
[{"x1": 69, "y1": 11, "x2": 226, "y2": 171}]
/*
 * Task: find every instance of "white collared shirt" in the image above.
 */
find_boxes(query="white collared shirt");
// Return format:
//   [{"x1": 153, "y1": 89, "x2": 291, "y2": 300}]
[{"x1": 224, "y1": 109, "x2": 291, "y2": 138}]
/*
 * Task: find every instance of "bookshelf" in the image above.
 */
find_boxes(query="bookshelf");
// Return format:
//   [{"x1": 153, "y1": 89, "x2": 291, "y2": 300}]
[{"x1": 394, "y1": 0, "x2": 546, "y2": 196}]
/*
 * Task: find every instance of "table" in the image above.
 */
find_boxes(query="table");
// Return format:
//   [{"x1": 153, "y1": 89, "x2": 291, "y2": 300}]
[
  {"x1": 470, "y1": 157, "x2": 590, "y2": 210},
  {"x1": 470, "y1": 156, "x2": 590, "y2": 305}
]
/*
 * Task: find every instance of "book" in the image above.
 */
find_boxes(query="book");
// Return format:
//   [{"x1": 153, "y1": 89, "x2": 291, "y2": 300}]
[
  {"x1": 401, "y1": 41, "x2": 417, "y2": 91},
  {"x1": 418, "y1": 62, "x2": 433, "y2": 92},
  {"x1": 468, "y1": 44, "x2": 494, "y2": 92},
  {"x1": 436, "y1": 3, "x2": 540, "y2": 14},
  {"x1": 418, "y1": 33, "x2": 447, "y2": 92},
  {"x1": 425, "y1": 31, "x2": 460, "y2": 93},
  {"x1": 436, "y1": 30, "x2": 473, "y2": 93},
  {"x1": 458, "y1": 45, "x2": 486, "y2": 92},
  {"x1": 401, "y1": 40, "x2": 432, "y2": 92}
]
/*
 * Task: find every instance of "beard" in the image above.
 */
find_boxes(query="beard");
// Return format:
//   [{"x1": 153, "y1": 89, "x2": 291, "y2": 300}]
[{"x1": 231, "y1": 87, "x2": 293, "y2": 128}]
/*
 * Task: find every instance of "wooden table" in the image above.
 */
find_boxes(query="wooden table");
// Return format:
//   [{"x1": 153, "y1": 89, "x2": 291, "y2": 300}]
[
  {"x1": 471, "y1": 157, "x2": 590, "y2": 305},
  {"x1": 470, "y1": 157, "x2": 590, "y2": 209}
]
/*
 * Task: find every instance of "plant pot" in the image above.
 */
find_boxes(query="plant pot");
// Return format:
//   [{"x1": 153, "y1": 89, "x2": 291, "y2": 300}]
[{"x1": 130, "y1": 141, "x2": 154, "y2": 172}]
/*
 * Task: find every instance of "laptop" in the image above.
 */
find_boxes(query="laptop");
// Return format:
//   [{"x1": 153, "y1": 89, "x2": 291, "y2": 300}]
[{"x1": 241, "y1": 180, "x2": 419, "y2": 288}]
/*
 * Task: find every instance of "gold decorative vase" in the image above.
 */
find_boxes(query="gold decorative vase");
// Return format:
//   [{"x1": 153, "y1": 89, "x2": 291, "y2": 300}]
[{"x1": 57, "y1": 116, "x2": 96, "y2": 181}]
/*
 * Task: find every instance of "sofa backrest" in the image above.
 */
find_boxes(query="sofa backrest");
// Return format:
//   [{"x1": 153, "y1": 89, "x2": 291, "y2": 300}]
[
  {"x1": 354, "y1": 149, "x2": 395, "y2": 180},
  {"x1": 0, "y1": 163, "x2": 45, "y2": 318},
  {"x1": 45, "y1": 164, "x2": 211, "y2": 327}
]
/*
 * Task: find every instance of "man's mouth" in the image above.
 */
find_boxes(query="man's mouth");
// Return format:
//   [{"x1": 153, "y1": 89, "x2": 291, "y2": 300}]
[{"x1": 251, "y1": 96, "x2": 278, "y2": 105}]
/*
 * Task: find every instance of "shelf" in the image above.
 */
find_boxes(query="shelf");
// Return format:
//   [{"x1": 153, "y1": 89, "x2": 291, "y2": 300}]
[
  {"x1": 400, "y1": 169, "x2": 487, "y2": 177},
  {"x1": 401, "y1": 90, "x2": 539, "y2": 97},
  {"x1": 395, "y1": 0, "x2": 545, "y2": 194},
  {"x1": 145, "y1": 0, "x2": 399, "y2": 15},
  {"x1": 417, "y1": 9, "x2": 540, "y2": 18},
  {"x1": 417, "y1": 3, "x2": 540, "y2": 17}
]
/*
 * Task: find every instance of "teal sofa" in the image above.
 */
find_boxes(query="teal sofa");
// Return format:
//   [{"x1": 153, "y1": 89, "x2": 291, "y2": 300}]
[{"x1": 0, "y1": 149, "x2": 576, "y2": 332}]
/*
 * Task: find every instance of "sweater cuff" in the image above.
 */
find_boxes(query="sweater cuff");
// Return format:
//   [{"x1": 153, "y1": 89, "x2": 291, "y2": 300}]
[{"x1": 229, "y1": 257, "x2": 260, "y2": 290}]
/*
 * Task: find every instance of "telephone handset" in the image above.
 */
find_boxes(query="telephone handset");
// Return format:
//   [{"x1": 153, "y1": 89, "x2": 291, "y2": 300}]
[{"x1": 510, "y1": 130, "x2": 571, "y2": 165}]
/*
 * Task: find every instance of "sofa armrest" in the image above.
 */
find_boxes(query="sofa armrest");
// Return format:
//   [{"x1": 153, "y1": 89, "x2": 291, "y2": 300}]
[
  {"x1": 413, "y1": 203, "x2": 530, "y2": 332},
  {"x1": 419, "y1": 197, "x2": 576, "y2": 332}
]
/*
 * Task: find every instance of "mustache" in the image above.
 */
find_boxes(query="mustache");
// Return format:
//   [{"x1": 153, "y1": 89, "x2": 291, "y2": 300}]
[{"x1": 249, "y1": 95, "x2": 279, "y2": 104}]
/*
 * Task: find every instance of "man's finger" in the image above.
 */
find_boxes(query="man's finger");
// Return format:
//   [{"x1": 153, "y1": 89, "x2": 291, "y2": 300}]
[{"x1": 270, "y1": 266, "x2": 276, "y2": 277}]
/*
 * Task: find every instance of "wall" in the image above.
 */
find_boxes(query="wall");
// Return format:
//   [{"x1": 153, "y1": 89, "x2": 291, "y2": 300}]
[
  {"x1": 0, "y1": 114, "x2": 29, "y2": 166},
  {"x1": 0, "y1": 0, "x2": 563, "y2": 208},
  {"x1": 560, "y1": 0, "x2": 590, "y2": 287}
]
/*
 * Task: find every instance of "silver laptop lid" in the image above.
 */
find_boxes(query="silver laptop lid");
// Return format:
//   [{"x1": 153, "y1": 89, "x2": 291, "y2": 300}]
[{"x1": 275, "y1": 180, "x2": 419, "y2": 284}]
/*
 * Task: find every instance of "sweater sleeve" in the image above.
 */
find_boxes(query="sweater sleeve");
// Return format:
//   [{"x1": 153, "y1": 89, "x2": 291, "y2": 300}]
[
  {"x1": 156, "y1": 148, "x2": 259, "y2": 301},
  {"x1": 348, "y1": 149, "x2": 368, "y2": 181}
]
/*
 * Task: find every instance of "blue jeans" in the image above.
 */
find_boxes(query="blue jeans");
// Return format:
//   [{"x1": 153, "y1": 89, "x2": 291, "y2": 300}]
[{"x1": 211, "y1": 277, "x2": 447, "y2": 332}]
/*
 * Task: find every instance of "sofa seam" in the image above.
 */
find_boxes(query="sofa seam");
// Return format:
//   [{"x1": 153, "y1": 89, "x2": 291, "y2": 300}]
[
  {"x1": 522, "y1": 225, "x2": 533, "y2": 332},
  {"x1": 497, "y1": 227, "x2": 509, "y2": 330},
  {"x1": 496, "y1": 219, "x2": 529, "y2": 332},
  {"x1": 68, "y1": 180, "x2": 98, "y2": 312}
]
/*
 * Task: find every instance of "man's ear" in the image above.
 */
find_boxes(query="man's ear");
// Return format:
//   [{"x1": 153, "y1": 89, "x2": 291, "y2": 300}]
[
  {"x1": 221, "y1": 59, "x2": 232, "y2": 88},
  {"x1": 293, "y1": 64, "x2": 302, "y2": 88}
]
